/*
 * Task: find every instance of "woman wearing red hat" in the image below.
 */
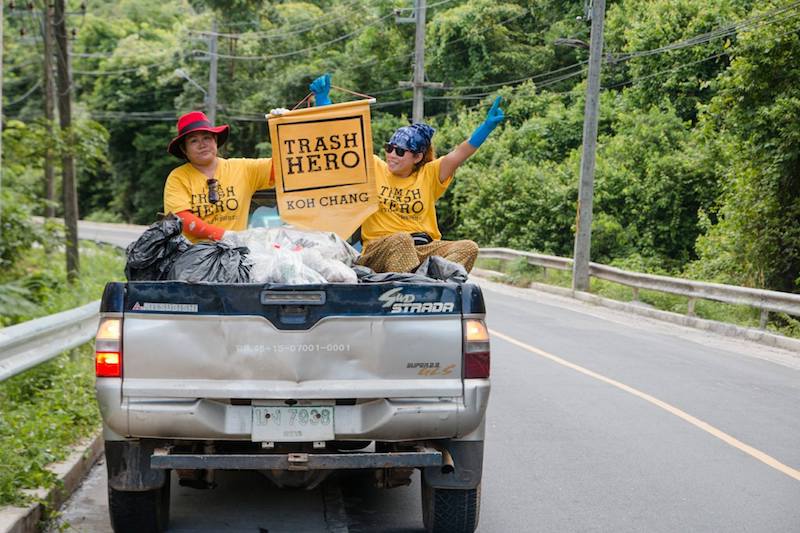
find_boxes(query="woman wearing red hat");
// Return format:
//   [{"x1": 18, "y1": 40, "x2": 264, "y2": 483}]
[
  {"x1": 163, "y1": 74, "x2": 331, "y2": 242},
  {"x1": 163, "y1": 110, "x2": 273, "y2": 242}
]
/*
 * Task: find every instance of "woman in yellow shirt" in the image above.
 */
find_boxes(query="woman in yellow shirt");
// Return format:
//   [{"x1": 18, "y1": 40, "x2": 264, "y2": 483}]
[
  {"x1": 163, "y1": 76, "x2": 331, "y2": 242},
  {"x1": 162, "y1": 111, "x2": 274, "y2": 242},
  {"x1": 353, "y1": 98, "x2": 505, "y2": 273}
]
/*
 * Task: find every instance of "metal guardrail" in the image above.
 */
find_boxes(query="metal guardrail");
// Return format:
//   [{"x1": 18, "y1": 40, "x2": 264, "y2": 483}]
[
  {"x1": 479, "y1": 247, "x2": 800, "y2": 326},
  {"x1": 0, "y1": 220, "x2": 142, "y2": 383},
  {"x1": 0, "y1": 300, "x2": 100, "y2": 382},
  {"x1": 3, "y1": 242, "x2": 798, "y2": 383}
]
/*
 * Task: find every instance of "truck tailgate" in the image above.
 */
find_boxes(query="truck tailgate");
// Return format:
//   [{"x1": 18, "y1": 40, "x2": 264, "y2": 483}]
[{"x1": 121, "y1": 282, "x2": 468, "y2": 399}]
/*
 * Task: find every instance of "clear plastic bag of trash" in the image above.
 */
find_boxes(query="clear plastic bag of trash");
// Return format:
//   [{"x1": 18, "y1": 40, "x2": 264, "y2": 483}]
[
  {"x1": 167, "y1": 241, "x2": 252, "y2": 283},
  {"x1": 300, "y1": 248, "x2": 357, "y2": 283},
  {"x1": 125, "y1": 214, "x2": 192, "y2": 281},
  {"x1": 225, "y1": 227, "x2": 358, "y2": 266},
  {"x1": 223, "y1": 228, "x2": 357, "y2": 283},
  {"x1": 256, "y1": 243, "x2": 327, "y2": 285}
]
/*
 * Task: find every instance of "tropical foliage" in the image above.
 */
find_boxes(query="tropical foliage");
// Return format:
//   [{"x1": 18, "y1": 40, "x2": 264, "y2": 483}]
[{"x1": 2, "y1": 0, "x2": 799, "y2": 296}]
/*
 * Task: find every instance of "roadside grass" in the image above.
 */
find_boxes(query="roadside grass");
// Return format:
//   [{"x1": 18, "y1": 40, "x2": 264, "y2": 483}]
[
  {"x1": 0, "y1": 240, "x2": 125, "y2": 326},
  {"x1": 473, "y1": 257, "x2": 800, "y2": 339},
  {"x1": 0, "y1": 344, "x2": 100, "y2": 506},
  {"x1": 0, "y1": 241, "x2": 124, "y2": 506}
]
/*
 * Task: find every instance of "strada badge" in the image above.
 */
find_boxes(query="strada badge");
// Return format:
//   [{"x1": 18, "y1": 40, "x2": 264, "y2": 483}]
[{"x1": 378, "y1": 287, "x2": 455, "y2": 314}]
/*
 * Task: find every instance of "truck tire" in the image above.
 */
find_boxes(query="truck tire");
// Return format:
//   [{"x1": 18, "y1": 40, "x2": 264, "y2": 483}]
[
  {"x1": 108, "y1": 474, "x2": 171, "y2": 533},
  {"x1": 421, "y1": 479, "x2": 480, "y2": 533}
]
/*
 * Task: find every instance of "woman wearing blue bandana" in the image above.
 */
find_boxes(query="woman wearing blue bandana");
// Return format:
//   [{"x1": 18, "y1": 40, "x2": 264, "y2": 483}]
[{"x1": 312, "y1": 76, "x2": 505, "y2": 273}]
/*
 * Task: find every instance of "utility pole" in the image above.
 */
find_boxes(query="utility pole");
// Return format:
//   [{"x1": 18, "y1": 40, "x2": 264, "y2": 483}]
[
  {"x1": 396, "y1": 0, "x2": 443, "y2": 123},
  {"x1": 42, "y1": 0, "x2": 56, "y2": 218},
  {"x1": 572, "y1": 0, "x2": 606, "y2": 292},
  {"x1": 207, "y1": 20, "x2": 218, "y2": 124},
  {"x1": 53, "y1": 0, "x2": 80, "y2": 281}
]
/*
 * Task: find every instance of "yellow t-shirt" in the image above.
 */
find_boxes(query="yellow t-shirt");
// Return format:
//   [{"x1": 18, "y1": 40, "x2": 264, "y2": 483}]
[
  {"x1": 163, "y1": 157, "x2": 274, "y2": 242},
  {"x1": 360, "y1": 155, "x2": 453, "y2": 247}
]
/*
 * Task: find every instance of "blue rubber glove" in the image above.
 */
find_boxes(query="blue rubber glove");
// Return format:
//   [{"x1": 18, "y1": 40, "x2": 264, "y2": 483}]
[
  {"x1": 310, "y1": 74, "x2": 332, "y2": 106},
  {"x1": 468, "y1": 96, "x2": 504, "y2": 148}
]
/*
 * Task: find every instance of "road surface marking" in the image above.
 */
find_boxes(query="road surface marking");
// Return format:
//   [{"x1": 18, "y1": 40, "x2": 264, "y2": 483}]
[{"x1": 490, "y1": 328, "x2": 800, "y2": 482}]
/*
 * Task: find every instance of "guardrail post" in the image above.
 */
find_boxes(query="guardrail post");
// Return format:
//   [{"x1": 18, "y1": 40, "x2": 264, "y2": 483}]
[
  {"x1": 687, "y1": 298, "x2": 696, "y2": 317},
  {"x1": 542, "y1": 267, "x2": 549, "y2": 282},
  {"x1": 759, "y1": 309, "x2": 769, "y2": 330},
  {"x1": 631, "y1": 287, "x2": 639, "y2": 302}
]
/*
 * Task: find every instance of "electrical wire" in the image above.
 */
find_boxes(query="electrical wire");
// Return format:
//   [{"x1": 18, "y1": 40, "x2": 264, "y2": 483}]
[
  {"x1": 4, "y1": 80, "x2": 43, "y2": 106},
  {"x1": 188, "y1": 0, "x2": 367, "y2": 40},
  {"x1": 191, "y1": 0, "x2": 457, "y2": 41},
  {"x1": 603, "y1": 22, "x2": 800, "y2": 91},
  {"x1": 192, "y1": 11, "x2": 398, "y2": 61}
]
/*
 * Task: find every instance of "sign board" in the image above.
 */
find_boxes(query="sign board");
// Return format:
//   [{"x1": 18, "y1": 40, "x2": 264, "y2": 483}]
[{"x1": 267, "y1": 100, "x2": 377, "y2": 239}]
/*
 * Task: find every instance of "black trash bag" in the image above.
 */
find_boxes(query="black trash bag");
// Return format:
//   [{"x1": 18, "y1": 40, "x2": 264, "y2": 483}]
[
  {"x1": 415, "y1": 256, "x2": 468, "y2": 283},
  {"x1": 358, "y1": 271, "x2": 441, "y2": 283},
  {"x1": 125, "y1": 215, "x2": 192, "y2": 281},
  {"x1": 167, "y1": 241, "x2": 252, "y2": 283},
  {"x1": 352, "y1": 265, "x2": 375, "y2": 280}
]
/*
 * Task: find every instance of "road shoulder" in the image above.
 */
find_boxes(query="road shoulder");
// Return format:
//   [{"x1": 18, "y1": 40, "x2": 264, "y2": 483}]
[{"x1": 0, "y1": 433, "x2": 103, "y2": 533}]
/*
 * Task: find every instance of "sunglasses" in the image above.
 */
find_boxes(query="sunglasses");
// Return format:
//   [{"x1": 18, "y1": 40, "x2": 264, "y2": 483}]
[{"x1": 384, "y1": 143, "x2": 416, "y2": 157}]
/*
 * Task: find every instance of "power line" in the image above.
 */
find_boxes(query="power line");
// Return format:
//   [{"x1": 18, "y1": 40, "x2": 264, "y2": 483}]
[
  {"x1": 72, "y1": 63, "x2": 171, "y2": 76},
  {"x1": 5, "y1": 79, "x2": 42, "y2": 106},
  {"x1": 188, "y1": 0, "x2": 366, "y2": 40},
  {"x1": 408, "y1": 0, "x2": 800, "y2": 99},
  {"x1": 190, "y1": 0, "x2": 457, "y2": 41},
  {"x1": 615, "y1": 0, "x2": 800, "y2": 62},
  {"x1": 192, "y1": 12, "x2": 398, "y2": 61},
  {"x1": 604, "y1": 21, "x2": 800, "y2": 91}
]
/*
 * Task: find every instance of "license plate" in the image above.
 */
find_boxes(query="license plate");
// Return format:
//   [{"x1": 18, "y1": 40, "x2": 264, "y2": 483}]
[{"x1": 251, "y1": 406, "x2": 334, "y2": 442}]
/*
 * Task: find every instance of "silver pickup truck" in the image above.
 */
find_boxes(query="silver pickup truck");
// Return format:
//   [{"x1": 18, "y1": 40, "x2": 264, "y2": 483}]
[{"x1": 94, "y1": 276, "x2": 491, "y2": 532}]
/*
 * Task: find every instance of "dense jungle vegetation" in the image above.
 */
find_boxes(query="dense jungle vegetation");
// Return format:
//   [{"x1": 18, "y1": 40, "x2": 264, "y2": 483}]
[{"x1": 2, "y1": 0, "x2": 799, "y2": 299}]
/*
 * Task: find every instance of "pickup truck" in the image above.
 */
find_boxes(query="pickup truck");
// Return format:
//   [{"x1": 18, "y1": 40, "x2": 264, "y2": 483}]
[{"x1": 94, "y1": 267, "x2": 491, "y2": 532}]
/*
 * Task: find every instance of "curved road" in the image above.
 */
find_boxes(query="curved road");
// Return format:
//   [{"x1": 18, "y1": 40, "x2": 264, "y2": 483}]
[{"x1": 51, "y1": 222, "x2": 800, "y2": 532}]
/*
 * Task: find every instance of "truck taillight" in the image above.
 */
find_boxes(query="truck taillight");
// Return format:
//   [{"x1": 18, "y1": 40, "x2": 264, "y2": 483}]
[
  {"x1": 95, "y1": 318, "x2": 122, "y2": 378},
  {"x1": 463, "y1": 319, "x2": 490, "y2": 379}
]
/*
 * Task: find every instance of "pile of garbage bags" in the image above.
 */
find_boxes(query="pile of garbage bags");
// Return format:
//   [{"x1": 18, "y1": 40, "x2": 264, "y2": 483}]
[
  {"x1": 125, "y1": 217, "x2": 469, "y2": 285},
  {"x1": 124, "y1": 215, "x2": 192, "y2": 281},
  {"x1": 222, "y1": 227, "x2": 359, "y2": 284}
]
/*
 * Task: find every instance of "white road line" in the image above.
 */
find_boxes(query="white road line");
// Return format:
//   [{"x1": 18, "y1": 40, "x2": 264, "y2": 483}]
[{"x1": 491, "y1": 328, "x2": 800, "y2": 482}]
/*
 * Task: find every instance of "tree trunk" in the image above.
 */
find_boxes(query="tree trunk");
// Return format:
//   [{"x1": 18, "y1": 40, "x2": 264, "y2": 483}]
[{"x1": 53, "y1": 0, "x2": 79, "y2": 281}]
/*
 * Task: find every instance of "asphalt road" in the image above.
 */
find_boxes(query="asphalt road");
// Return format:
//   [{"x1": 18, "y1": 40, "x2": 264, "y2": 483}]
[{"x1": 55, "y1": 223, "x2": 800, "y2": 532}]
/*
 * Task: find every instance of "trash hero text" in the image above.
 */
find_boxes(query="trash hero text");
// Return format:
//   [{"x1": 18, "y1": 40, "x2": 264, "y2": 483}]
[{"x1": 283, "y1": 132, "x2": 361, "y2": 175}]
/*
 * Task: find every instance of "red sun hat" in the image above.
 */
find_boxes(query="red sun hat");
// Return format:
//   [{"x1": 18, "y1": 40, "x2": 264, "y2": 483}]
[{"x1": 167, "y1": 111, "x2": 230, "y2": 159}]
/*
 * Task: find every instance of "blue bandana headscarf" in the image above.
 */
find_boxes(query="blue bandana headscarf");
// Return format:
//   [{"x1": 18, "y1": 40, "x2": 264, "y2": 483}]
[{"x1": 389, "y1": 123, "x2": 435, "y2": 153}]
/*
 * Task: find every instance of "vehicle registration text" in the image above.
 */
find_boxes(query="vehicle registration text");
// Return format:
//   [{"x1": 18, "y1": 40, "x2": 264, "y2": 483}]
[{"x1": 251, "y1": 406, "x2": 334, "y2": 442}]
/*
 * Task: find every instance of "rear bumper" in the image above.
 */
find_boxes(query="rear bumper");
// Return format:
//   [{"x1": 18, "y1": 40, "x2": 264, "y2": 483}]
[
  {"x1": 150, "y1": 446, "x2": 442, "y2": 470},
  {"x1": 97, "y1": 379, "x2": 490, "y2": 441}
]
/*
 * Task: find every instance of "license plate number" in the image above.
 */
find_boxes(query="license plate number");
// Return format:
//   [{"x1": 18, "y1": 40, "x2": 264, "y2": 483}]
[{"x1": 251, "y1": 406, "x2": 334, "y2": 442}]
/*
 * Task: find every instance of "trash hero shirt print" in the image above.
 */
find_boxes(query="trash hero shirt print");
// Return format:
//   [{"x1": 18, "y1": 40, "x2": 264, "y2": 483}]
[
  {"x1": 268, "y1": 101, "x2": 377, "y2": 240},
  {"x1": 163, "y1": 157, "x2": 273, "y2": 242},
  {"x1": 359, "y1": 156, "x2": 453, "y2": 246}
]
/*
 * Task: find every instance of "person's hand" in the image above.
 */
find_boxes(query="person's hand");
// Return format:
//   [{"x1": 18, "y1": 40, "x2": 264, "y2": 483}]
[
  {"x1": 468, "y1": 96, "x2": 505, "y2": 148},
  {"x1": 309, "y1": 73, "x2": 332, "y2": 106},
  {"x1": 269, "y1": 107, "x2": 290, "y2": 116},
  {"x1": 485, "y1": 96, "x2": 504, "y2": 127}
]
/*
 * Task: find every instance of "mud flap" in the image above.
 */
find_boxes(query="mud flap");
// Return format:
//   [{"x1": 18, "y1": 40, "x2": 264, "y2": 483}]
[
  {"x1": 106, "y1": 440, "x2": 169, "y2": 492},
  {"x1": 422, "y1": 440, "x2": 483, "y2": 490}
]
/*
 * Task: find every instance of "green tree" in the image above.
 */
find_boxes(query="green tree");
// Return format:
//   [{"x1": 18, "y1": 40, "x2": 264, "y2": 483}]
[{"x1": 689, "y1": 0, "x2": 800, "y2": 291}]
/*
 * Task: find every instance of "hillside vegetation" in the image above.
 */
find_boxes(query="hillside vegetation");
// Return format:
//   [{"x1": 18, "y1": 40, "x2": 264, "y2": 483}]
[{"x1": 2, "y1": 0, "x2": 798, "y2": 302}]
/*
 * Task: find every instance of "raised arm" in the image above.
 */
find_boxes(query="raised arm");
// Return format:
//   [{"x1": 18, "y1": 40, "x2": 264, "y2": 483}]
[{"x1": 439, "y1": 96, "x2": 504, "y2": 183}]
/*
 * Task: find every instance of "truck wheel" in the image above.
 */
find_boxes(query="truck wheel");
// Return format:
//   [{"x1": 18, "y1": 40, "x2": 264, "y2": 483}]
[
  {"x1": 108, "y1": 473, "x2": 171, "y2": 533},
  {"x1": 421, "y1": 479, "x2": 480, "y2": 533}
]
